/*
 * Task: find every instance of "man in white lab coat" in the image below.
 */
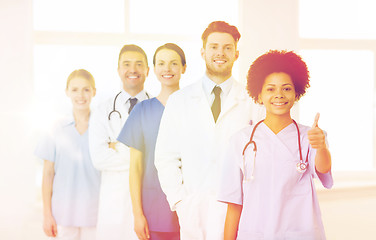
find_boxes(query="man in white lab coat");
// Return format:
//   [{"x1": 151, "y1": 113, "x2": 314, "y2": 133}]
[
  {"x1": 155, "y1": 21, "x2": 257, "y2": 240},
  {"x1": 89, "y1": 44, "x2": 150, "y2": 240}
]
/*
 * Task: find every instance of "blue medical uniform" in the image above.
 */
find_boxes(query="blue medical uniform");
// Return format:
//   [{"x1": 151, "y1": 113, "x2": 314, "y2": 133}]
[
  {"x1": 117, "y1": 97, "x2": 180, "y2": 234},
  {"x1": 34, "y1": 115, "x2": 101, "y2": 227}
]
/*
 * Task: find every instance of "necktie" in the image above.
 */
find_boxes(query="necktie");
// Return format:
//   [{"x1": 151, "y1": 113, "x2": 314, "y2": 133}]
[
  {"x1": 211, "y1": 86, "x2": 222, "y2": 122},
  {"x1": 128, "y1": 98, "x2": 138, "y2": 114}
]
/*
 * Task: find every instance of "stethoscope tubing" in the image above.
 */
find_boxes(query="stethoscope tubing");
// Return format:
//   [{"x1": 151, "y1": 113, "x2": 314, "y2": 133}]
[
  {"x1": 108, "y1": 91, "x2": 150, "y2": 120},
  {"x1": 242, "y1": 119, "x2": 309, "y2": 180}
]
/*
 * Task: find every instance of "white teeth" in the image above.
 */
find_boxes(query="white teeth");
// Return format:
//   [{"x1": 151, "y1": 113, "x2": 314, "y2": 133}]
[
  {"x1": 162, "y1": 75, "x2": 173, "y2": 78},
  {"x1": 214, "y1": 60, "x2": 225, "y2": 64},
  {"x1": 273, "y1": 102, "x2": 286, "y2": 106},
  {"x1": 128, "y1": 76, "x2": 138, "y2": 79}
]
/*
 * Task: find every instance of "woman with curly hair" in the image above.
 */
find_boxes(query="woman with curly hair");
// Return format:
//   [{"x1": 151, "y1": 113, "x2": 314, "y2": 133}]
[{"x1": 218, "y1": 50, "x2": 333, "y2": 240}]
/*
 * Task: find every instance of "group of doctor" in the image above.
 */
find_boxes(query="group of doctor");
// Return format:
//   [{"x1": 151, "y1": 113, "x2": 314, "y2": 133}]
[{"x1": 35, "y1": 20, "x2": 333, "y2": 240}]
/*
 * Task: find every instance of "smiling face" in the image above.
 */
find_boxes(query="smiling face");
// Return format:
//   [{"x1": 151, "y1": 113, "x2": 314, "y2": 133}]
[
  {"x1": 201, "y1": 32, "x2": 239, "y2": 83},
  {"x1": 258, "y1": 72, "x2": 296, "y2": 119},
  {"x1": 154, "y1": 48, "x2": 186, "y2": 88},
  {"x1": 65, "y1": 76, "x2": 96, "y2": 111},
  {"x1": 117, "y1": 51, "x2": 149, "y2": 95}
]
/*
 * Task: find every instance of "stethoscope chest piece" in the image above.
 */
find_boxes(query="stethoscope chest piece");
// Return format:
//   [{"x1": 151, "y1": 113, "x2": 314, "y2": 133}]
[{"x1": 296, "y1": 161, "x2": 307, "y2": 173}]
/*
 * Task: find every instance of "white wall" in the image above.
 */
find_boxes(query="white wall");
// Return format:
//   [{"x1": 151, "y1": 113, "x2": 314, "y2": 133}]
[{"x1": 0, "y1": 0, "x2": 40, "y2": 239}]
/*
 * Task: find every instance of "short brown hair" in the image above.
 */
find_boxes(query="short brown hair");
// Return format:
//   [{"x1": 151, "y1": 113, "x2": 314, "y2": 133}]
[
  {"x1": 118, "y1": 44, "x2": 148, "y2": 67},
  {"x1": 201, "y1": 21, "x2": 241, "y2": 48}
]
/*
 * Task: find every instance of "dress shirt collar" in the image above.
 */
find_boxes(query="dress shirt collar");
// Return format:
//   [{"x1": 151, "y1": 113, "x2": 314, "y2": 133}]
[
  {"x1": 118, "y1": 89, "x2": 149, "y2": 106},
  {"x1": 202, "y1": 74, "x2": 234, "y2": 98}
]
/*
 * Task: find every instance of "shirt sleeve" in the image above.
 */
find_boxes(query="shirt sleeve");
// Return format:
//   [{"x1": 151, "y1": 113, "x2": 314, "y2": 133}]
[
  {"x1": 217, "y1": 134, "x2": 244, "y2": 205},
  {"x1": 117, "y1": 103, "x2": 144, "y2": 152},
  {"x1": 310, "y1": 131, "x2": 333, "y2": 189},
  {"x1": 88, "y1": 102, "x2": 130, "y2": 172},
  {"x1": 34, "y1": 122, "x2": 57, "y2": 163}
]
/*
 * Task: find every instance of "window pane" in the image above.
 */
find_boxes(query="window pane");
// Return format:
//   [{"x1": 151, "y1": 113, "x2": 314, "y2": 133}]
[
  {"x1": 299, "y1": 0, "x2": 376, "y2": 39},
  {"x1": 129, "y1": 0, "x2": 239, "y2": 35},
  {"x1": 299, "y1": 50, "x2": 374, "y2": 171},
  {"x1": 33, "y1": 0, "x2": 125, "y2": 33},
  {"x1": 33, "y1": 44, "x2": 121, "y2": 130}
]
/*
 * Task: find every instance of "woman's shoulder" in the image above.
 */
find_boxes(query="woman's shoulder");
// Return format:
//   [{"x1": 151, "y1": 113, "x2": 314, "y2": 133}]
[
  {"x1": 230, "y1": 124, "x2": 253, "y2": 143},
  {"x1": 134, "y1": 97, "x2": 161, "y2": 111}
]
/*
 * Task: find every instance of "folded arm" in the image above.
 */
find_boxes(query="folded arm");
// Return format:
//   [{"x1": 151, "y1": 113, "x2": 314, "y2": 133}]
[{"x1": 89, "y1": 107, "x2": 130, "y2": 171}]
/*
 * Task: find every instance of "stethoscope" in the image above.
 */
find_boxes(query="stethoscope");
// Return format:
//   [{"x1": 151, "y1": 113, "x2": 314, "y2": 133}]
[
  {"x1": 108, "y1": 91, "x2": 150, "y2": 120},
  {"x1": 242, "y1": 119, "x2": 309, "y2": 181}
]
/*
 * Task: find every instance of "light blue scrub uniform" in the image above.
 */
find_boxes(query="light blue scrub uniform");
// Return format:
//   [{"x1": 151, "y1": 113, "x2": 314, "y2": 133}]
[
  {"x1": 117, "y1": 98, "x2": 180, "y2": 237},
  {"x1": 35, "y1": 115, "x2": 101, "y2": 227}
]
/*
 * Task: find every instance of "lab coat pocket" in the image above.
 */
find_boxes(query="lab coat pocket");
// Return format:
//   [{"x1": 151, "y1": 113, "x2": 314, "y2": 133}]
[{"x1": 237, "y1": 231, "x2": 264, "y2": 240}]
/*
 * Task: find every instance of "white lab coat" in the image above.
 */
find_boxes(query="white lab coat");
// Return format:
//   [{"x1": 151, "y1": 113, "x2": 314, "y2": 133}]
[
  {"x1": 89, "y1": 90, "x2": 149, "y2": 240},
  {"x1": 155, "y1": 77, "x2": 260, "y2": 240}
]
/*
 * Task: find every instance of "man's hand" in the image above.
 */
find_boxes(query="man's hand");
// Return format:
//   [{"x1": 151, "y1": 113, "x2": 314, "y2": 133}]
[{"x1": 108, "y1": 141, "x2": 118, "y2": 151}]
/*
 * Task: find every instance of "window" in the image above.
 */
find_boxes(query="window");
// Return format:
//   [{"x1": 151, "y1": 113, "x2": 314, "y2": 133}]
[
  {"x1": 32, "y1": 0, "x2": 240, "y2": 189},
  {"x1": 299, "y1": 50, "x2": 374, "y2": 171},
  {"x1": 129, "y1": 0, "x2": 238, "y2": 35},
  {"x1": 33, "y1": 0, "x2": 125, "y2": 33},
  {"x1": 299, "y1": 0, "x2": 376, "y2": 171},
  {"x1": 299, "y1": 0, "x2": 376, "y2": 39},
  {"x1": 32, "y1": 0, "x2": 240, "y2": 127}
]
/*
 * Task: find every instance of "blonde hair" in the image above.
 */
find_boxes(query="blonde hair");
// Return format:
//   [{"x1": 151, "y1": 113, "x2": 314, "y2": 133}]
[{"x1": 66, "y1": 69, "x2": 96, "y2": 89}]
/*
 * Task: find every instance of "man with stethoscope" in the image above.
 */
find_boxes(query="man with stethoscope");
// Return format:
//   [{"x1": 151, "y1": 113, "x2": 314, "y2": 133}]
[{"x1": 89, "y1": 44, "x2": 150, "y2": 240}]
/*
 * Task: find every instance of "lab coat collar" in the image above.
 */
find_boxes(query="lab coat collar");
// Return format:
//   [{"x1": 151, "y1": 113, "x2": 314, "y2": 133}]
[
  {"x1": 190, "y1": 76, "x2": 249, "y2": 124},
  {"x1": 219, "y1": 80, "x2": 249, "y2": 117}
]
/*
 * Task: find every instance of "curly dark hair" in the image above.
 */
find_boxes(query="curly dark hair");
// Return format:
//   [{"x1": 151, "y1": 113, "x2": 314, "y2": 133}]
[{"x1": 247, "y1": 50, "x2": 310, "y2": 103}]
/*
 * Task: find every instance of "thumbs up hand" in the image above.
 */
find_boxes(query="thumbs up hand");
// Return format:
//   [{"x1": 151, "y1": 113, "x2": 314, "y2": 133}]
[{"x1": 307, "y1": 113, "x2": 326, "y2": 150}]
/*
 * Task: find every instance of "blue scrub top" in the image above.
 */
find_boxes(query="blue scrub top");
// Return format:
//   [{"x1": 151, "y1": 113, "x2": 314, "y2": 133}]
[
  {"x1": 117, "y1": 97, "x2": 180, "y2": 233},
  {"x1": 34, "y1": 115, "x2": 101, "y2": 227}
]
